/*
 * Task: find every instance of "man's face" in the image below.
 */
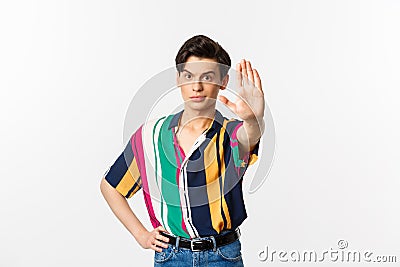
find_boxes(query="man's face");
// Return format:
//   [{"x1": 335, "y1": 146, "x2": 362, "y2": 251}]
[{"x1": 176, "y1": 56, "x2": 229, "y2": 112}]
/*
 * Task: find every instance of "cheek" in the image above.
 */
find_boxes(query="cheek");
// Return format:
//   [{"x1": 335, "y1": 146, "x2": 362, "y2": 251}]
[
  {"x1": 206, "y1": 86, "x2": 220, "y2": 97},
  {"x1": 180, "y1": 86, "x2": 190, "y2": 98}
]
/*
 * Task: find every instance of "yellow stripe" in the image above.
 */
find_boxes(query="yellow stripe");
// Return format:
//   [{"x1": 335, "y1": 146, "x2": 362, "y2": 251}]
[
  {"x1": 248, "y1": 154, "x2": 259, "y2": 165},
  {"x1": 204, "y1": 134, "x2": 224, "y2": 232},
  {"x1": 219, "y1": 119, "x2": 231, "y2": 229},
  {"x1": 127, "y1": 184, "x2": 141, "y2": 198},
  {"x1": 116, "y1": 157, "x2": 141, "y2": 197}
]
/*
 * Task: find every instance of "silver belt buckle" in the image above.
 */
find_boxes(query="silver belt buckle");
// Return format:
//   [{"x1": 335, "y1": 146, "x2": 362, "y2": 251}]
[{"x1": 190, "y1": 239, "x2": 203, "y2": 252}]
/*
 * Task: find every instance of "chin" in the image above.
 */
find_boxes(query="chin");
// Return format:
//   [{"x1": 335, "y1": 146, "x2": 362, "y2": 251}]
[{"x1": 186, "y1": 102, "x2": 215, "y2": 112}]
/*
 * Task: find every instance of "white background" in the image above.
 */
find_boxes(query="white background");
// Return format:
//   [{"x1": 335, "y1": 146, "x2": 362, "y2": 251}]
[{"x1": 1, "y1": 0, "x2": 399, "y2": 266}]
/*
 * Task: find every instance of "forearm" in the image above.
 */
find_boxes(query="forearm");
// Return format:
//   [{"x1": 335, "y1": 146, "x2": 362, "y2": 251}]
[
  {"x1": 243, "y1": 118, "x2": 265, "y2": 145},
  {"x1": 100, "y1": 178, "x2": 148, "y2": 243},
  {"x1": 237, "y1": 117, "x2": 265, "y2": 153}
]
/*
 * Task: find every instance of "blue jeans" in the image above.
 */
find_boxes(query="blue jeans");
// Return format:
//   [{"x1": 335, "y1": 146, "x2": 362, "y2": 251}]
[{"x1": 154, "y1": 238, "x2": 244, "y2": 267}]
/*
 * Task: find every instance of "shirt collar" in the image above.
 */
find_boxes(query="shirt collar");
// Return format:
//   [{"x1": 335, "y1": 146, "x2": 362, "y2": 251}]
[{"x1": 168, "y1": 109, "x2": 225, "y2": 132}]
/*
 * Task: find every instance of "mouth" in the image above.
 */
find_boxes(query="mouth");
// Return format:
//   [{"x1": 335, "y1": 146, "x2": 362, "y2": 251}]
[{"x1": 189, "y1": 96, "x2": 206, "y2": 102}]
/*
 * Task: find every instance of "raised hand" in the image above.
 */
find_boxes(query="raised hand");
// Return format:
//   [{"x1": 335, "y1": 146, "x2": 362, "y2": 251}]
[{"x1": 218, "y1": 59, "x2": 265, "y2": 122}]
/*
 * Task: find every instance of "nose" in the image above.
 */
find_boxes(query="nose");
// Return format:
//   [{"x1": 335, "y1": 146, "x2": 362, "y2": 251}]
[{"x1": 192, "y1": 80, "x2": 203, "y2": 92}]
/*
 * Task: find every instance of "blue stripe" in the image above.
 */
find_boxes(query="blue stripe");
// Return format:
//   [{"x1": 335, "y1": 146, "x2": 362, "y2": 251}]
[
  {"x1": 105, "y1": 139, "x2": 134, "y2": 187},
  {"x1": 187, "y1": 139, "x2": 217, "y2": 236}
]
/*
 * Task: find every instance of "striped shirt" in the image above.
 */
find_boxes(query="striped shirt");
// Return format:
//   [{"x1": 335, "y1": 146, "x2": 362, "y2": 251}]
[{"x1": 104, "y1": 109, "x2": 260, "y2": 238}]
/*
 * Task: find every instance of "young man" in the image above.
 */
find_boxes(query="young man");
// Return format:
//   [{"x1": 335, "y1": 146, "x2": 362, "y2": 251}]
[{"x1": 100, "y1": 35, "x2": 265, "y2": 266}]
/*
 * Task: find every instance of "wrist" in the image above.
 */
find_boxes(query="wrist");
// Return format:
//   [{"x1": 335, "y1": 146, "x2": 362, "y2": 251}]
[
  {"x1": 133, "y1": 228, "x2": 150, "y2": 246},
  {"x1": 243, "y1": 117, "x2": 265, "y2": 134},
  {"x1": 242, "y1": 117, "x2": 264, "y2": 143},
  {"x1": 243, "y1": 116, "x2": 263, "y2": 127}
]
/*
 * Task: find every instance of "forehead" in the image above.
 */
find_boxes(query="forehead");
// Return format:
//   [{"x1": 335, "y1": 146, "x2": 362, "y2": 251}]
[{"x1": 183, "y1": 56, "x2": 220, "y2": 74}]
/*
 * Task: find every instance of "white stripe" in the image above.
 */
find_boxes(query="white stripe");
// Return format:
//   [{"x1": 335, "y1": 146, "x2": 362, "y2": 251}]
[
  {"x1": 142, "y1": 117, "x2": 171, "y2": 232},
  {"x1": 154, "y1": 119, "x2": 172, "y2": 233},
  {"x1": 180, "y1": 166, "x2": 199, "y2": 238},
  {"x1": 179, "y1": 133, "x2": 207, "y2": 238}
]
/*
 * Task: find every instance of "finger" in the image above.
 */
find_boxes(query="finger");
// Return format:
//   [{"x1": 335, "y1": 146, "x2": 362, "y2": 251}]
[
  {"x1": 236, "y1": 62, "x2": 242, "y2": 88},
  {"x1": 218, "y1": 95, "x2": 236, "y2": 113},
  {"x1": 253, "y1": 69, "x2": 263, "y2": 93},
  {"x1": 151, "y1": 243, "x2": 163, "y2": 253},
  {"x1": 156, "y1": 233, "x2": 169, "y2": 244},
  {"x1": 154, "y1": 239, "x2": 169, "y2": 249},
  {"x1": 149, "y1": 236, "x2": 165, "y2": 252},
  {"x1": 241, "y1": 59, "x2": 248, "y2": 85},
  {"x1": 246, "y1": 61, "x2": 254, "y2": 85},
  {"x1": 148, "y1": 237, "x2": 158, "y2": 251}
]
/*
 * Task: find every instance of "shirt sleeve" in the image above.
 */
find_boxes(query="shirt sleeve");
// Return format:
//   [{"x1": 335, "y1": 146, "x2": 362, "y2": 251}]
[
  {"x1": 228, "y1": 120, "x2": 261, "y2": 173},
  {"x1": 103, "y1": 130, "x2": 142, "y2": 199}
]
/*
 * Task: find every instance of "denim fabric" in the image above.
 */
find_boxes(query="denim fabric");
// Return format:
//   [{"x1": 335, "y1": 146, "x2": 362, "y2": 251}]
[{"x1": 154, "y1": 239, "x2": 244, "y2": 267}]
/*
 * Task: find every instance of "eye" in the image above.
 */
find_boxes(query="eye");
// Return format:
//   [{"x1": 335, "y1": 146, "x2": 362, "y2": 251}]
[
  {"x1": 202, "y1": 75, "x2": 212, "y2": 81},
  {"x1": 184, "y1": 73, "x2": 192, "y2": 79}
]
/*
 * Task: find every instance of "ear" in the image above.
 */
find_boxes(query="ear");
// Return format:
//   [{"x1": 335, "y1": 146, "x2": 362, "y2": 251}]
[
  {"x1": 176, "y1": 71, "x2": 180, "y2": 86},
  {"x1": 219, "y1": 74, "x2": 229, "y2": 90}
]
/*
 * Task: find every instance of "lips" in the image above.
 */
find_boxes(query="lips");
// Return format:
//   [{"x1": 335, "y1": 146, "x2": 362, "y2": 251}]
[{"x1": 189, "y1": 96, "x2": 206, "y2": 102}]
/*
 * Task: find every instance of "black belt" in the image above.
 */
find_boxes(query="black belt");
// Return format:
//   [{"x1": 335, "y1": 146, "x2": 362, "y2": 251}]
[{"x1": 160, "y1": 228, "x2": 240, "y2": 252}]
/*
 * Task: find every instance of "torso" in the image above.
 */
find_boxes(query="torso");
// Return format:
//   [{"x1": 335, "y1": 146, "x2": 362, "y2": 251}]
[
  {"x1": 175, "y1": 127, "x2": 205, "y2": 156},
  {"x1": 175, "y1": 114, "x2": 213, "y2": 156}
]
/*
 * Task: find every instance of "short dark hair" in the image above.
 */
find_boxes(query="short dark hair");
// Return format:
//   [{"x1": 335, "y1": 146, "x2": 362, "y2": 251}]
[{"x1": 175, "y1": 35, "x2": 231, "y2": 79}]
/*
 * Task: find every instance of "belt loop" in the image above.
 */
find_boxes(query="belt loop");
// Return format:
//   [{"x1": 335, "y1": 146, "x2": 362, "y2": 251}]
[
  {"x1": 210, "y1": 236, "x2": 217, "y2": 252},
  {"x1": 174, "y1": 236, "x2": 180, "y2": 252}
]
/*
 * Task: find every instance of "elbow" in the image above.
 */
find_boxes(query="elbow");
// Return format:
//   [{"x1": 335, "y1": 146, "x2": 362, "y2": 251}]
[
  {"x1": 100, "y1": 177, "x2": 124, "y2": 200},
  {"x1": 100, "y1": 177, "x2": 108, "y2": 197}
]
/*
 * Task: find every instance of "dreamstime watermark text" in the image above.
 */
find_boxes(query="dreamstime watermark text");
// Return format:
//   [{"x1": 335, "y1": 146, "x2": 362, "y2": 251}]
[{"x1": 258, "y1": 240, "x2": 397, "y2": 263}]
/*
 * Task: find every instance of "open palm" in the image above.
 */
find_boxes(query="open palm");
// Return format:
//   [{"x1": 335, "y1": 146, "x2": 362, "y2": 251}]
[{"x1": 219, "y1": 59, "x2": 265, "y2": 121}]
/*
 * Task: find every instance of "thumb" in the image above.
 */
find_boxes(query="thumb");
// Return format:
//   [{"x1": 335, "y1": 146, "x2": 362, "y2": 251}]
[{"x1": 218, "y1": 95, "x2": 236, "y2": 113}]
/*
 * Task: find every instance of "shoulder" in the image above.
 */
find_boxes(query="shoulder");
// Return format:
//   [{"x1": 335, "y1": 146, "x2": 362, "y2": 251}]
[
  {"x1": 143, "y1": 115, "x2": 174, "y2": 131},
  {"x1": 126, "y1": 116, "x2": 166, "y2": 142}
]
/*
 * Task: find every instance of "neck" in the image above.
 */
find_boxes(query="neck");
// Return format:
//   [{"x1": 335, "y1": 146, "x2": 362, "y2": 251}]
[{"x1": 179, "y1": 108, "x2": 216, "y2": 131}]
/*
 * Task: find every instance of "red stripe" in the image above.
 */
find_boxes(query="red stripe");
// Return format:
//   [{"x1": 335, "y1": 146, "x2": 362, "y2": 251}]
[{"x1": 132, "y1": 125, "x2": 161, "y2": 228}]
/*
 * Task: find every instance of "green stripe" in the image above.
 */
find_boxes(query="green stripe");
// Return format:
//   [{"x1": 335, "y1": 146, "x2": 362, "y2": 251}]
[
  {"x1": 152, "y1": 116, "x2": 167, "y2": 228},
  {"x1": 158, "y1": 116, "x2": 190, "y2": 238},
  {"x1": 231, "y1": 142, "x2": 245, "y2": 168}
]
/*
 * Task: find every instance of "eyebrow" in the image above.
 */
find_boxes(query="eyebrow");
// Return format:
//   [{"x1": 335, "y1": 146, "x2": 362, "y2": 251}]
[{"x1": 182, "y1": 69, "x2": 216, "y2": 75}]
